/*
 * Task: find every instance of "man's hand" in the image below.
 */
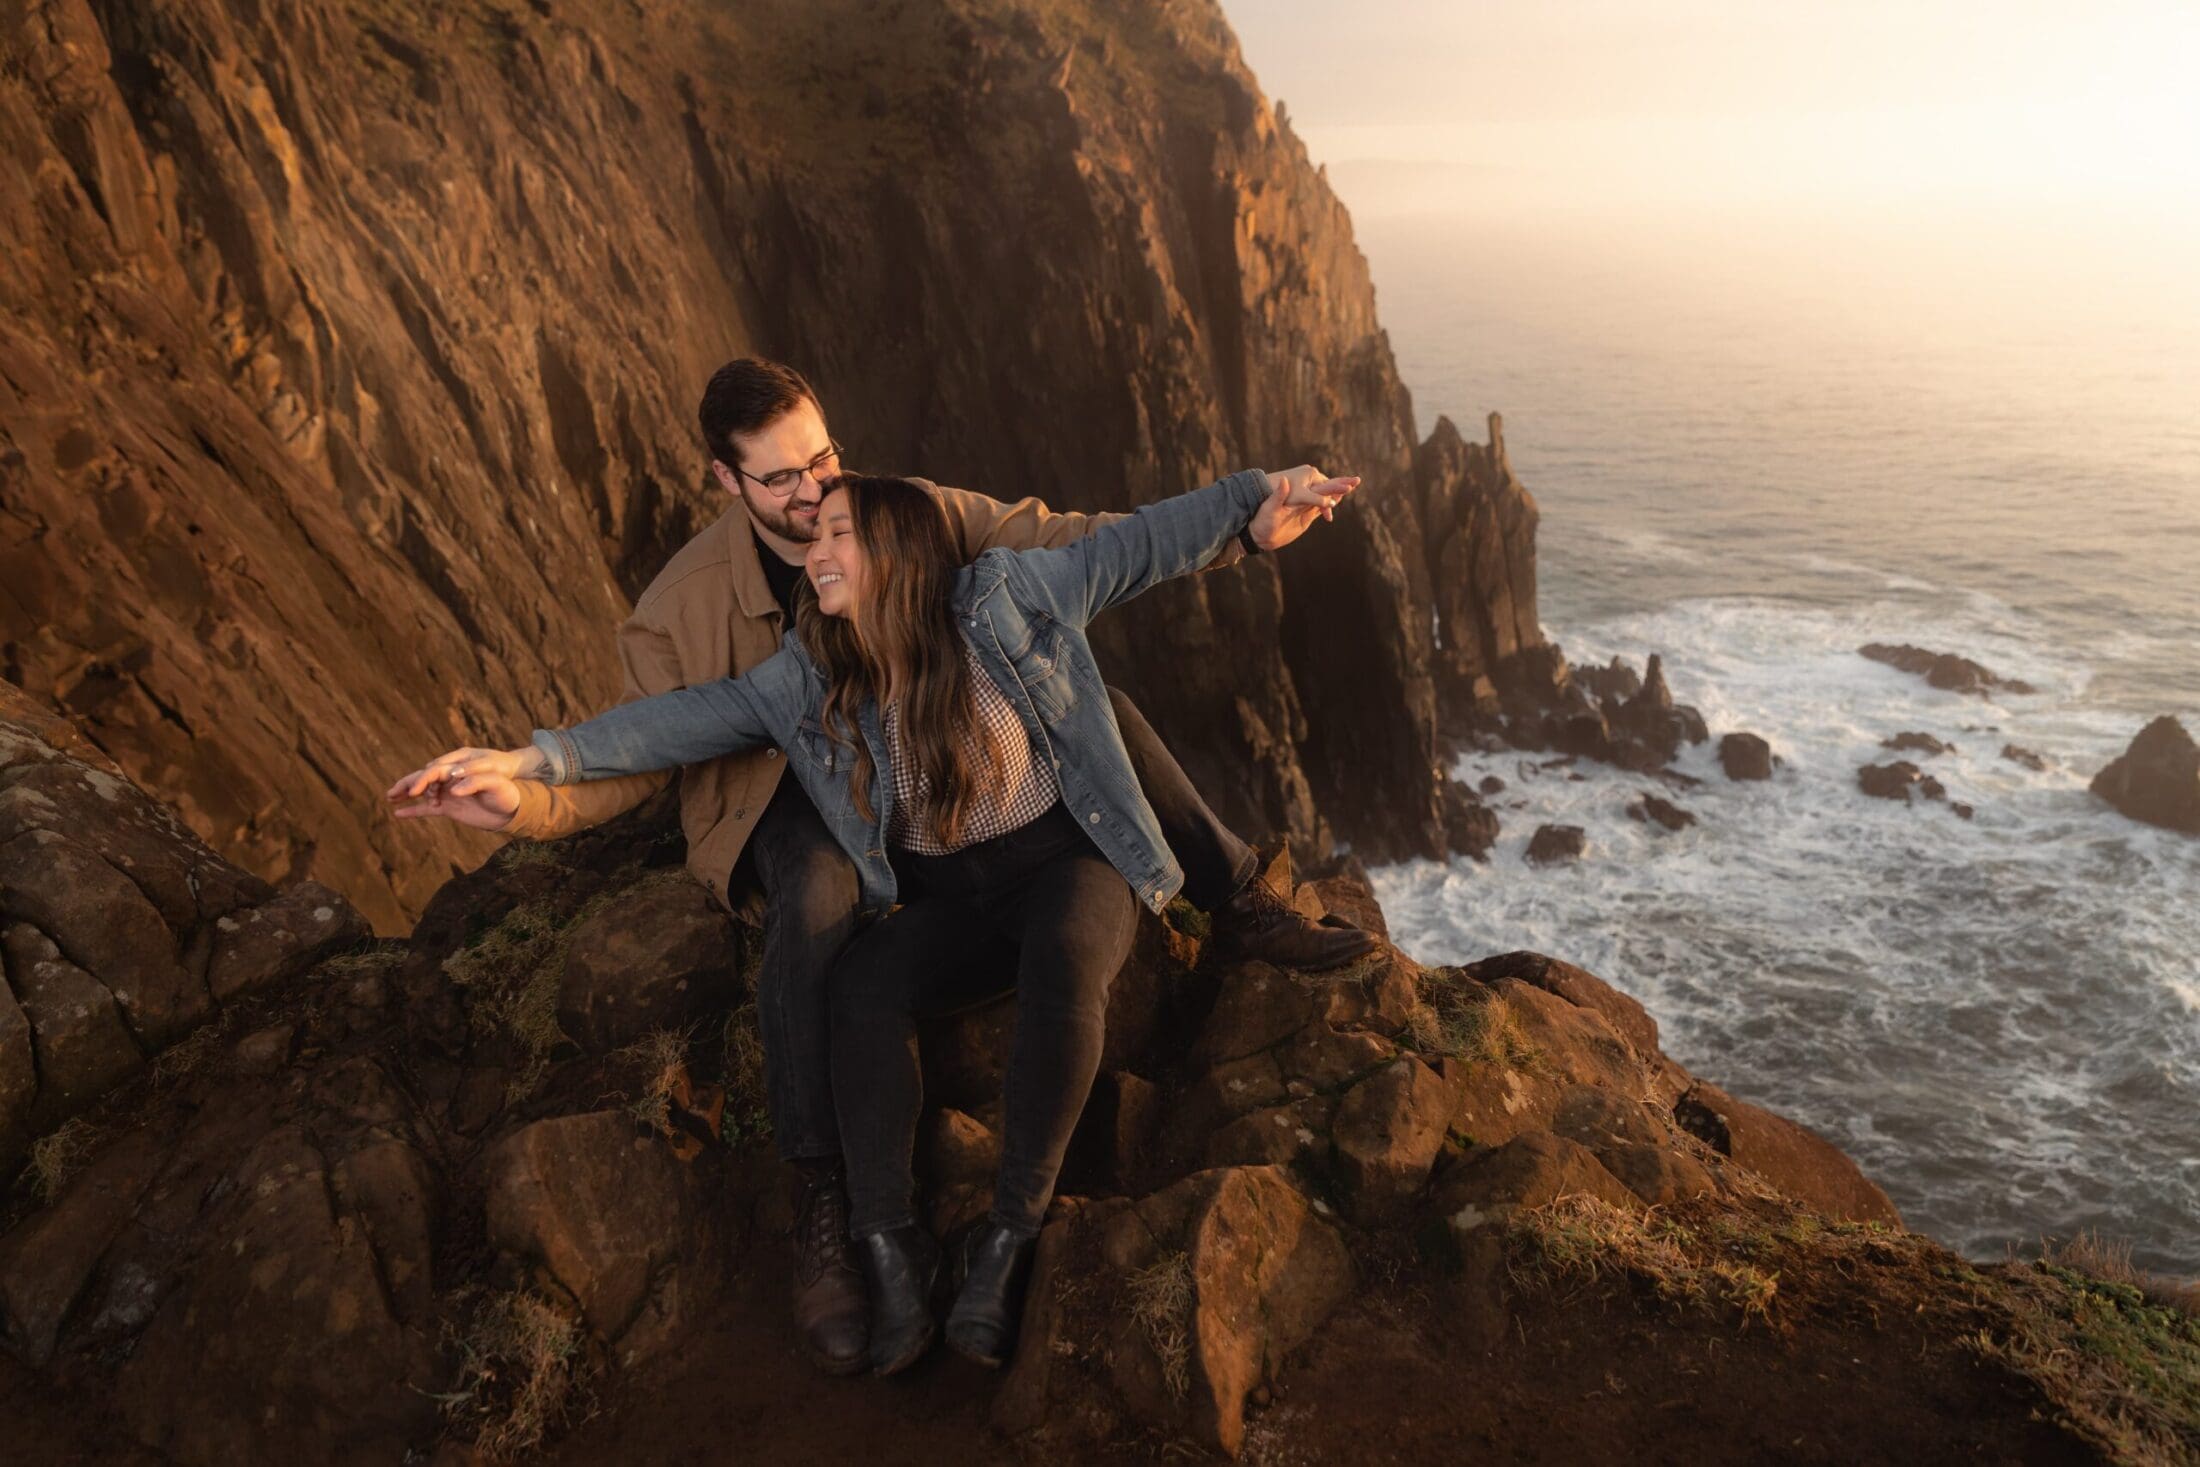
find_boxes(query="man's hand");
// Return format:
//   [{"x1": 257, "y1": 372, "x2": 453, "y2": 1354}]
[
  {"x1": 384, "y1": 745, "x2": 543, "y2": 831},
  {"x1": 1248, "y1": 465, "x2": 1361, "y2": 552}
]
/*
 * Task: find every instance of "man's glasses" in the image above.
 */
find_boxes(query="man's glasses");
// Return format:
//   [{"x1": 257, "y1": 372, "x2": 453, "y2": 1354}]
[{"x1": 734, "y1": 440, "x2": 843, "y2": 499}]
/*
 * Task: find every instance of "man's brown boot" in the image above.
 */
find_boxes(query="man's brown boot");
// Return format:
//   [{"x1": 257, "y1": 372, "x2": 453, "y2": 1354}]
[
  {"x1": 792, "y1": 1161, "x2": 868, "y2": 1375},
  {"x1": 1208, "y1": 875, "x2": 1381, "y2": 970}
]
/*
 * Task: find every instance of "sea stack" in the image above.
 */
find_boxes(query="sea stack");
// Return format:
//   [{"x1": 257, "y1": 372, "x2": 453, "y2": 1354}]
[{"x1": 2090, "y1": 716, "x2": 2200, "y2": 834}]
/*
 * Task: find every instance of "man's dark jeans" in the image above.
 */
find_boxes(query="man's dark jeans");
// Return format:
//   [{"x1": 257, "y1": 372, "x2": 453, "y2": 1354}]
[
  {"x1": 735, "y1": 686, "x2": 1254, "y2": 1162},
  {"x1": 830, "y1": 800, "x2": 1138, "y2": 1237}
]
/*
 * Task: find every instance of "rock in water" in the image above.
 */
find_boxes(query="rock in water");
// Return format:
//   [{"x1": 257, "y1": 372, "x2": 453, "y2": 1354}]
[
  {"x1": 2090, "y1": 716, "x2": 2200, "y2": 834},
  {"x1": 1883, "y1": 731, "x2": 1954, "y2": 756},
  {"x1": 1719, "y1": 731, "x2": 1776, "y2": 781},
  {"x1": 1858, "y1": 761, "x2": 1927, "y2": 802},
  {"x1": 2001, "y1": 743, "x2": 2048, "y2": 772},
  {"x1": 1627, "y1": 793, "x2": 1697, "y2": 831},
  {"x1": 1858, "y1": 643, "x2": 2037, "y2": 698},
  {"x1": 1525, "y1": 825, "x2": 1587, "y2": 865}
]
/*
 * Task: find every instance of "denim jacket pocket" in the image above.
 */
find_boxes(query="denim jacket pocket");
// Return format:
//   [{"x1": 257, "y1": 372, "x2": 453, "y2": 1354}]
[{"x1": 1007, "y1": 618, "x2": 1077, "y2": 724}]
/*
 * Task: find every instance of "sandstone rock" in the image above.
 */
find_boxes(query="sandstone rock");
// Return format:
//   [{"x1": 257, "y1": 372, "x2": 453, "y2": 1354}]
[
  {"x1": 114, "y1": 1127, "x2": 437, "y2": 1463},
  {"x1": 205, "y1": 882, "x2": 370, "y2": 1005},
  {"x1": 484, "y1": 1111, "x2": 719, "y2": 1361},
  {"x1": 1627, "y1": 792, "x2": 1696, "y2": 831},
  {"x1": 0, "y1": 1130, "x2": 163, "y2": 1365},
  {"x1": 230, "y1": 1022, "x2": 296, "y2": 1077},
  {"x1": 1307, "y1": 872, "x2": 1389, "y2": 942},
  {"x1": 1063, "y1": 1070, "x2": 1160, "y2": 1193},
  {"x1": 1859, "y1": 643, "x2": 2036, "y2": 698},
  {"x1": 2001, "y1": 743, "x2": 2048, "y2": 772},
  {"x1": 0, "y1": 832, "x2": 204, "y2": 1049},
  {"x1": 1193, "y1": 961, "x2": 1316, "y2": 1065},
  {"x1": 0, "y1": 976, "x2": 33, "y2": 1166},
  {"x1": 1719, "y1": 731, "x2": 1776, "y2": 781},
  {"x1": 1277, "y1": 1023, "x2": 1397, "y2": 1092},
  {"x1": 1332, "y1": 1057, "x2": 1457, "y2": 1221},
  {"x1": 1524, "y1": 824, "x2": 1585, "y2": 865},
  {"x1": 4, "y1": 923, "x2": 144, "y2": 1131},
  {"x1": 1478, "y1": 774, "x2": 1506, "y2": 795},
  {"x1": 1205, "y1": 1094, "x2": 1335, "y2": 1170},
  {"x1": 1596, "y1": 1142, "x2": 1719, "y2": 1205},
  {"x1": 1462, "y1": 951, "x2": 1660, "y2": 1061},
  {"x1": 1063, "y1": 1166, "x2": 1354, "y2": 1455},
  {"x1": 557, "y1": 876, "x2": 739, "y2": 1053},
  {"x1": 331, "y1": 1140, "x2": 439, "y2": 1326},
  {"x1": 1883, "y1": 731, "x2": 1953, "y2": 756},
  {"x1": 1676, "y1": 1080, "x2": 1900, "y2": 1225},
  {"x1": 2089, "y1": 716, "x2": 2200, "y2": 835},
  {"x1": 1431, "y1": 1131, "x2": 1638, "y2": 1233}
]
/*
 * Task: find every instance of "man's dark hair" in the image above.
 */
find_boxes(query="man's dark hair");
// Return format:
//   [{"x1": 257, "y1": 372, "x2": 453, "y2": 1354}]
[{"x1": 697, "y1": 357, "x2": 819, "y2": 466}]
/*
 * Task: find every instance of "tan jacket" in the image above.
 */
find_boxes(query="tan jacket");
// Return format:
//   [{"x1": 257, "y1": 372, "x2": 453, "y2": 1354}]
[{"x1": 503, "y1": 479, "x2": 1238, "y2": 905}]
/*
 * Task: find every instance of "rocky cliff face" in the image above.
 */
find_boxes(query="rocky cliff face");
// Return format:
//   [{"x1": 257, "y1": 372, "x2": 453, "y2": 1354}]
[{"x1": 1, "y1": 0, "x2": 1547, "y2": 930}]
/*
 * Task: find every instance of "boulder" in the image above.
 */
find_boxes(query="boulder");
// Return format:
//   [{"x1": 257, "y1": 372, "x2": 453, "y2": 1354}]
[
  {"x1": 2001, "y1": 743, "x2": 2048, "y2": 772},
  {"x1": 1460, "y1": 951, "x2": 1660, "y2": 1063},
  {"x1": 1857, "y1": 761, "x2": 1926, "y2": 802},
  {"x1": 1883, "y1": 731, "x2": 1953, "y2": 756},
  {"x1": 1003, "y1": 1166, "x2": 1353, "y2": 1456},
  {"x1": 0, "y1": 975, "x2": 33, "y2": 1166},
  {"x1": 921, "y1": 1107, "x2": 1001, "y2": 1235},
  {"x1": 1307, "y1": 872, "x2": 1389, "y2": 942},
  {"x1": 4, "y1": 923, "x2": 144, "y2": 1133},
  {"x1": 1524, "y1": 824, "x2": 1585, "y2": 865},
  {"x1": 113, "y1": 1128, "x2": 438, "y2": 1464},
  {"x1": 1675, "y1": 1080, "x2": 1900, "y2": 1225},
  {"x1": 0, "y1": 1130, "x2": 163, "y2": 1365},
  {"x1": 556, "y1": 876, "x2": 740, "y2": 1053},
  {"x1": 1440, "y1": 780, "x2": 1501, "y2": 858},
  {"x1": 1719, "y1": 732, "x2": 1775, "y2": 781},
  {"x1": 1193, "y1": 962, "x2": 1317, "y2": 1065},
  {"x1": 1431, "y1": 1131, "x2": 1638, "y2": 1233},
  {"x1": 1627, "y1": 792, "x2": 1696, "y2": 831},
  {"x1": 483, "y1": 1111, "x2": 720, "y2": 1363},
  {"x1": 205, "y1": 882, "x2": 370, "y2": 1004},
  {"x1": 1331, "y1": 1057, "x2": 1458, "y2": 1221},
  {"x1": 0, "y1": 831, "x2": 205, "y2": 1048},
  {"x1": 2089, "y1": 716, "x2": 2200, "y2": 835}
]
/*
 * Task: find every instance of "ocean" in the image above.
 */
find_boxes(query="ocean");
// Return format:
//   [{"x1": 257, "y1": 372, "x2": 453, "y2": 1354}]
[{"x1": 1342, "y1": 195, "x2": 2200, "y2": 1275}]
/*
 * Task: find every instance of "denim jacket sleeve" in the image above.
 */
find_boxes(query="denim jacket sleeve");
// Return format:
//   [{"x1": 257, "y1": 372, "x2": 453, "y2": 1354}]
[
  {"x1": 1000, "y1": 469, "x2": 1270, "y2": 627},
  {"x1": 530, "y1": 644, "x2": 810, "y2": 785}
]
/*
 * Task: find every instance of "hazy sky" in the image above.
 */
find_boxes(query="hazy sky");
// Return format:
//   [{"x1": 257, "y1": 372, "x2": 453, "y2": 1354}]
[{"x1": 1224, "y1": 1, "x2": 2200, "y2": 210}]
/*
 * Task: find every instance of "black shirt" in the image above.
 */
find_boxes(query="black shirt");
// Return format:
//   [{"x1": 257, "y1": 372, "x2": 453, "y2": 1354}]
[{"x1": 756, "y1": 534, "x2": 806, "y2": 620}]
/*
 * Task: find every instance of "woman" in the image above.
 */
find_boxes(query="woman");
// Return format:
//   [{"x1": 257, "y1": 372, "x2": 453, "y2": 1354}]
[{"x1": 390, "y1": 463, "x2": 1357, "y2": 1374}]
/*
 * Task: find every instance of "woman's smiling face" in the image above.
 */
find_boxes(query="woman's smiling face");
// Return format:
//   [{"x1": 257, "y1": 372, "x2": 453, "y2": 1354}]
[{"x1": 804, "y1": 486, "x2": 868, "y2": 619}]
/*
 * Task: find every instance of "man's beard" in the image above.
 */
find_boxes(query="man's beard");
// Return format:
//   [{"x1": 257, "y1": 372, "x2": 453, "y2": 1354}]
[{"x1": 744, "y1": 488, "x2": 819, "y2": 544}]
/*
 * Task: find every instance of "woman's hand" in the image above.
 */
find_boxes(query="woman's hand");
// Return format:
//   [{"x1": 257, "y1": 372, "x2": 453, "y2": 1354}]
[
  {"x1": 384, "y1": 745, "x2": 544, "y2": 830},
  {"x1": 1248, "y1": 466, "x2": 1361, "y2": 551}
]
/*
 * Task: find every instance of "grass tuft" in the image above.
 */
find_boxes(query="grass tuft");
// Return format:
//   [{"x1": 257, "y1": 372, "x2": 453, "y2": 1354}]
[
  {"x1": 1410, "y1": 974, "x2": 1543, "y2": 1073},
  {"x1": 719, "y1": 999, "x2": 770, "y2": 1148},
  {"x1": 1507, "y1": 1195, "x2": 1778, "y2": 1326},
  {"x1": 442, "y1": 896, "x2": 608, "y2": 1101},
  {"x1": 27, "y1": 1115, "x2": 101, "y2": 1202},
  {"x1": 1128, "y1": 1251, "x2": 1195, "y2": 1399},
  {"x1": 439, "y1": 1289, "x2": 592, "y2": 1461},
  {"x1": 610, "y1": 1027, "x2": 692, "y2": 1134}
]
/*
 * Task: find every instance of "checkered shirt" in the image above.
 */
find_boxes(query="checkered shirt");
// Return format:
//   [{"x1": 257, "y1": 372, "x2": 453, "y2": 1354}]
[{"x1": 882, "y1": 641, "x2": 1060, "y2": 854}]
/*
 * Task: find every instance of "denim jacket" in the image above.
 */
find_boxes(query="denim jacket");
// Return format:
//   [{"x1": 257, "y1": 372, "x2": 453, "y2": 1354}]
[{"x1": 531, "y1": 469, "x2": 1272, "y2": 922}]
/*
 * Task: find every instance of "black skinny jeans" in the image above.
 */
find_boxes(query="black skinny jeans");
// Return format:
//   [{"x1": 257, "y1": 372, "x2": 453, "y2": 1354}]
[
  {"x1": 737, "y1": 687, "x2": 1253, "y2": 1164},
  {"x1": 830, "y1": 801, "x2": 1140, "y2": 1239}
]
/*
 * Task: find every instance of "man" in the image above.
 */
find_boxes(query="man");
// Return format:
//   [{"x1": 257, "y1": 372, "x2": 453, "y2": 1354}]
[{"x1": 401, "y1": 358, "x2": 1376, "y2": 1374}]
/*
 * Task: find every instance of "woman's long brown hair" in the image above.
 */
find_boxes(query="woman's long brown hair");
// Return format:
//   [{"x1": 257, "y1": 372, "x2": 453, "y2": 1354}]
[{"x1": 796, "y1": 475, "x2": 1008, "y2": 849}]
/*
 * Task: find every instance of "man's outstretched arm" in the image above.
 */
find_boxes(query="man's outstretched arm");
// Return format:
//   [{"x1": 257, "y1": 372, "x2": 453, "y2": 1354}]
[{"x1": 924, "y1": 477, "x2": 1250, "y2": 567}]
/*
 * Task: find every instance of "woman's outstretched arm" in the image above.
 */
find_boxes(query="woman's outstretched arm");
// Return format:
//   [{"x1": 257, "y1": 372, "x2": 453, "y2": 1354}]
[
  {"x1": 386, "y1": 645, "x2": 809, "y2": 817},
  {"x1": 1004, "y1": 467, "x2": 1358, "y2": 627}
]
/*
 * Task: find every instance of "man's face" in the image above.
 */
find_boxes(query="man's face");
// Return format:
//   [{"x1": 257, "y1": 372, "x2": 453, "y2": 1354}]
[{"x1": 712, "y1": 398, "x2": 837, "y2": 545}]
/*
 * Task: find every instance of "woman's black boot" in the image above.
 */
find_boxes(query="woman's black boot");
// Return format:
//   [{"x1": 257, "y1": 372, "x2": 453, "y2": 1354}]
[
  {"x1": 945, "y1": 1221, "x2": 1036, "y2": 1368},
  {"x1": 857, "y1": 1225, "x2": 941, "y2": 1376}
]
